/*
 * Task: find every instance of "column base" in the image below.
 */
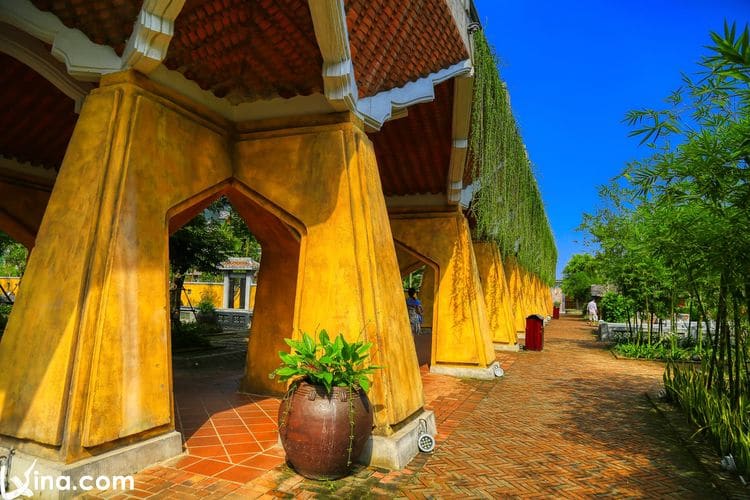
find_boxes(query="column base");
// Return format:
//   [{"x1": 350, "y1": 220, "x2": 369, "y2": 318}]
[
  {"x1": 494, "y1": 342, "x2": 519, "y2": 352},
  {"x1": 429, "y1": 361, "x2": 504, "y2": 380},
  {"x1": 359, "y1": 409, "x2": 436, "y2": 470},
  {"x1": 0, "y1": 432, "x2": 182, "y2": 499}
]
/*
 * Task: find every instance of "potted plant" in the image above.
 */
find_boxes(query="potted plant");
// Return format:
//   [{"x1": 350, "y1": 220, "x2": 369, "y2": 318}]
[
  {"x1": 270, "y1": 330, "x2": 380, "y2": 480},
  {"x1": 553, "y1": 301, "x2": 561, "y2": 319}
]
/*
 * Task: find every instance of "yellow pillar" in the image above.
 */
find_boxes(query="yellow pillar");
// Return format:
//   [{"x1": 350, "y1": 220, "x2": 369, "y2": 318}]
[
  {"x1": 232, "y1": 118, "x2": 424, "y2": 431},
  {"x1": 0, "y1": 72, "x2": 232, "y2": 463},
  {"x1": 472, "y1": 241, "x2": 517, "y2": 348},
  {"x1": 419, "y1": 265, "x2": 436, "y2": 329},
  {"x1": 390, "y1": 210, "x2": 497, "y2": 378},
  {"x1": 504, "y1": 256, "x2": 526, "y2": 333},
  {"x1": 0, "y1": 71, "x2": 423, "y2": 467}
]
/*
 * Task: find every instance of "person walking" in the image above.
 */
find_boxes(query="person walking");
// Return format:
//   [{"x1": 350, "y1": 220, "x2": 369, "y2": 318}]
[
  {"x1": 586, "y1": 298, "x2": 599, "y2": 326},
  {"x1": 406, "y1": 288, "x2": 424, "y2": 335}
]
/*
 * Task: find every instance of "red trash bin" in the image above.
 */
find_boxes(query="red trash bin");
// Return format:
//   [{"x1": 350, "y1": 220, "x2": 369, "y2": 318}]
[{"x1": 525, "y1": 314, "x2": 545, "y2": 351}]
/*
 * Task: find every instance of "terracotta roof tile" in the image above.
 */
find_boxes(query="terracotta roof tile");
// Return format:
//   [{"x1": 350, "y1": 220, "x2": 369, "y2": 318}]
[
  {"x1": 346, "y1": 0, "x2": 469, "y2": 98},
  {"x1": 369, "y1": 79, "x2": 454, "y2": 196},
  {"x1": 218, "y1": 257, "x2": 259, "y2": 271},
  {"x1": 164, "y1": 0, "x2": 324, "y2": 103},
  {"x1": 30, "y1": 0, "x2": 142, "y2": 56},
  {"x1": 0, "y1": 54, "x2": 78, "y2": 171}
]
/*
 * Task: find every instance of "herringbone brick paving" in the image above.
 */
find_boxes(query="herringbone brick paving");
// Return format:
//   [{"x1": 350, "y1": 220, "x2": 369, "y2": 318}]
[
  {"x1": 395, "y1": 316, "x2": 723, "y2": 499},
  {"x1": 83, "y1": 315, "x2": 727, "y2": 498}
]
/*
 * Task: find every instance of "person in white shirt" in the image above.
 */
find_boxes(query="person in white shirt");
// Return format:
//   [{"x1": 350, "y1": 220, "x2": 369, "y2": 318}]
[{"x1": 587, "y1": 298, "x2": 599, "y2": 325}]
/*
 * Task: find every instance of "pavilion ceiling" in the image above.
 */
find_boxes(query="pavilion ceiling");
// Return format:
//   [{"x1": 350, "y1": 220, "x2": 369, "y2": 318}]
[
  {"x1": 369, "y1": 79, "x2": 453, "y2": 197},
  {"x1": 0, "y1": 53, "x2": 78, "y2": 171},
  {"x1": 30, "y1": 0, "x2": 142, "y2": 56},
  {"x1": 4, "y1": 0, "x2": 471, "y2": 199},
  {"x1": 164, "y1": 0, "x2": 324, "y2": 103}
]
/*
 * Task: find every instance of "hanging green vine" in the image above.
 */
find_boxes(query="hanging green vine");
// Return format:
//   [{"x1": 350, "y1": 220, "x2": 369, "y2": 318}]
[{"x1": 469, "y1": 30, "x2": 557, "y2": 285}]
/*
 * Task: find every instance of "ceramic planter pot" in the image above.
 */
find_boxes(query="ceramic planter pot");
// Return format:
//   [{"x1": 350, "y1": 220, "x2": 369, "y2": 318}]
[{"x1": 278, "y1": 381, "x2": 373, "y2": 480}]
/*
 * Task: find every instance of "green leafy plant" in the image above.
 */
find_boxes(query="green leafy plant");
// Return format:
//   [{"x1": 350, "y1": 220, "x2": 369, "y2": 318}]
[
  {"x1": 664, "y1": 361, "x2": 750, "y2": 477},
  {"x1": 273, "y1": 331, "x2": 382, "y2": 469},
  {"x1": 0, "y1": 303, "x2": 12, "y2": 336},
  {"x1": 271, "y1": 330, "x2": 380, "y2": 394},
  {"x1": 599, "y1": 292, "x2": 632, "y2": 323},
  {"x1": 196, "y1": 291, "x2": 217, "y2": 315}
]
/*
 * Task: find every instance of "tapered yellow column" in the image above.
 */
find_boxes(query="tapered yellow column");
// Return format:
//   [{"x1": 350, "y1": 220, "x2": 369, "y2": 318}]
[
  {"x1": 504, "y1": 256, "x2": 526, "y2": 333},
  {"x1": 233, "y1": 117, "x2": 424, "y2": 431},
  {"x1": 390, "y1": 211, "x2": 497, "y2": 378},
  {"x1": 0, "y1": 71, "x2": 424, "y2": 467},
  {"x1": 473, "y1": 241, "x2": 517, "y2": 348},
  {"x1": 0, "y1": 72, "x2": 233, "y2": 463},
  {"x1": 419, "y1": 266, "x2": 436, "y2": 329}
]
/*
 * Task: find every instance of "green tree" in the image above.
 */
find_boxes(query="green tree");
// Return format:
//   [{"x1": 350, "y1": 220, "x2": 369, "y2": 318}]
[
  {"x1": 169, "y1": 212, "x2": 234, "y2": 322},
  {"x1": 0, "y1": 231, "x2": 27, "y2": 277},
  {"x1": 561, "y1": 253, "x2": 600, "y2": 308}
]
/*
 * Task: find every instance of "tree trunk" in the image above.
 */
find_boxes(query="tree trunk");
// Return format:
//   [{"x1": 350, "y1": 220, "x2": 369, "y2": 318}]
[{"x1": 170, "y1": 273, "x2": 185, "y2": 325}]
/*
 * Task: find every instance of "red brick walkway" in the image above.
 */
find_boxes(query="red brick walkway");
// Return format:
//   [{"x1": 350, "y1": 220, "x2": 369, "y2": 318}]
[
  {"x1": 401, "y1": 316, "x2": 722, "y2": 498},
  {"x1": 85, "y1": 316, "x2": 722, "y2": 498}
]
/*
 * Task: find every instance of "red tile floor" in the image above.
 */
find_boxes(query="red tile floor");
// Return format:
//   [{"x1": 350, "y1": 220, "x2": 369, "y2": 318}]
[
  {"x1": 170, "y1": 370, "x2": 286, "y2": 484},
  {"x1": 86, "y1": 331, "x2": 513, "y2": 498}
]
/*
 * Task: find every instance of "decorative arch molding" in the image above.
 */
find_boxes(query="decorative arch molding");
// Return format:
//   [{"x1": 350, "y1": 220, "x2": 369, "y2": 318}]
[
  {"x1": 0, "y1": 23, "x2": 93, "y2": 112},
  {"x1": 121, "y1": 0, "x2": 186, "y2": 74},
  {"x1": 0, "y1": 0, "x2": 120, "y2": 80},
  {"x1": 307, "y1": 0, "x2": 358, "y2": 114},
  {"x1": 447, "y1": 74, "x2": 473, "y2": 204},
  {"x1": 356, "y1": 60, "x2": 472, "y2": 131},
  {"x1": 0, "y1": 0, "x2": 184, "y2": 80}
]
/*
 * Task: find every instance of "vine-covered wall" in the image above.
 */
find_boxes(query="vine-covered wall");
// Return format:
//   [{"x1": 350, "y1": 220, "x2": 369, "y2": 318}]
[{"x1": 469, "y1": 30, "x2": 557, "y2": 285}]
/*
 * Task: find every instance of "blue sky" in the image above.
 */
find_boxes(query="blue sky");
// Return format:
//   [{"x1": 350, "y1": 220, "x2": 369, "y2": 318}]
[{"x1": 474, "y1": 0, "x2": 750, "y2": 279}]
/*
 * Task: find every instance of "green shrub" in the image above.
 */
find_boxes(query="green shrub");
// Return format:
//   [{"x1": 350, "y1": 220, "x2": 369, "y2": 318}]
[
  {"x1": 599, "y1": 292, "x2": 631, "y2": 322},
  {"x1": 171, "y1": 321, "x2": 212, "y2": 350},
  {"x1": 612, "y1": 341, "x2": 698, "y2": 361},
  {"x1": 0, "y1": 303, "x2": 12, "y2": 335},
  {"x1": 664, "y1": 362, "x2": 750, "y2": 477},
  {"x1": 197, "y1": 291, "x2": 217, "y2": 314}
]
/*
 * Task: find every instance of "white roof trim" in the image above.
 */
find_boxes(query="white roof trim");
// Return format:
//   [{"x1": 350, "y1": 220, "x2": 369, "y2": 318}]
[
  {"x1": 148, "y1": 65, "x2": 337, "y2": 122},
  {"x1": 121, "y1": 0, "x2": 186, "y2": 74},
  {"x1": 307, "y1": 0, "x2": 358, "y2": 113},
  {"x1": 0, "y1": 0, "x2": 184, "y2": 80},
  {"x1": 459, "y1": 180, "x2": 478, "y2": 209},
  {"x1": 356, "y1": 60, "x2": 473, "y2": 130},
  {"x1": 447, "y1": 74, "x2": 473, "y2": 204},
  {"x1": 0, "y1": 23, "x2": 93, "y2": 112},
  {"x1": 0, "y1": 0, "x2": 120, "y2": 80}
]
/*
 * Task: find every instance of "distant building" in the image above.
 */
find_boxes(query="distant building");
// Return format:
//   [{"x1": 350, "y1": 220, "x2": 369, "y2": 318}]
[{"x1": 590, "y1": 284, "x2": 618, "y2": 298}]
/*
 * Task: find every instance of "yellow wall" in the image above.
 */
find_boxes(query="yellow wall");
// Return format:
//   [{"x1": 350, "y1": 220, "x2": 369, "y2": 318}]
[
  {"x1": 0, "y1": 280, "x2": 256, "y2": 311},
  {"x1": 181, "y1": 282, "x2": 257, "y2": 310},
  {"x1": 0, "y1": 277, "x2": 21, "y2": 297}
]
